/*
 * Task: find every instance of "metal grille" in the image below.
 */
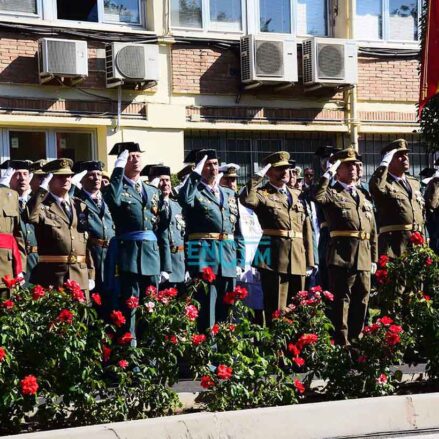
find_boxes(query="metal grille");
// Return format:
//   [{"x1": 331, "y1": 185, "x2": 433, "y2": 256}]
[
  {"x1": 116, "y1": 45, "x2": 145, "y2": 80},
  {"x1": 302, "y1": 39, "x2": 313, "y2": 83},
  {"x1": 46, "y1": 40, "x2": 77, "y2": 75},
  {"x1": 240, "y1": 36, "x2": 251, "y2": 82},
  {"x1": 255, "y1": 40, "x2": 283, "y2": 77},
  {"x1": 317, "y1": 43, "x2": 344, "y2": 80}
]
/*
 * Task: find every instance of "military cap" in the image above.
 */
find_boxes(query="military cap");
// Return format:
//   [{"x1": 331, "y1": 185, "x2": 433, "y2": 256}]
[
  {"x1": 30, "y1": 159, "x2": 48, "y2": 175},
  {"x1": 79, "y1": 161, "x2": 105, "y2": 172},
  {"x1": 288, "y1": 159, "x2": 297, "y2": 169},
  {"x1": 149, "y1": 165, "x2": 171, "y2": 178},
  {"x1": 109, "y1": 142, "x2": 143, "y2": 156},
  {"x1": 184, "y1": 149, "x2": 200, "y2": 164},
  {"x1": 42, "y1": 158, "x2": 74, "y2": 175},
  {"x1": 292, "y1": 166, "x2": 303, "y2": 179},
  {"x1": 219, "y1": 163, "x2": 240, "y2": 178},
  {"x1": 381, "y1": 139, "x2": 409, "y2": 156},
  {"x1": 0, "y1": 160, "x2": 10, "y2": 169},
  {"x1": 8, "y1": 160, "x2": 33, "y2": 170},
  {"x1": 176, "y1": 164, "x2": 195, "y2": 180},
  {"x1": 140, "y1": 164, "x2": 160, "y2": 177},
  {"x1": 314, "y1": 145, "x2": 340, "y2": 159},
  {"x1": 71, "y1": 161, "x2": 84, "y2": 174},
  {"x1": 331, "y1": 147, "x2": 360, "y2": 164},
  {"x1": 262, "y1": 151, "x2": 290, "y2": 168},
  {"x1": 196, "y1": 149, "x2": 217, "y2": 162},
  {"x1": 419, "y1": 167, "x2": 436, "y2": 178}
]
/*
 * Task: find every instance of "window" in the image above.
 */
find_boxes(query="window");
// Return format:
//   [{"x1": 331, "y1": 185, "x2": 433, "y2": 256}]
[
  {"x1": 355, "y1": 0, "x2": 420, "y2": 42},
  {"x1": 56, "y1": 132, "x2": 94, "y2": 162},
  {"x1": 171, "y1": 0, "x2": 202, "y2": 28},
  {"x1": 9, "y1": 131, "x2": 46, "y2": 161},
  {"x1": 259, "y1": 0, "x2": 291, "y2": 33},
  {"x1": 0, "y1": 0, "x2": 38, "y2": 15},
  {"x1": 209, "y1": 0, "x2": 242, "y2": 31},
  {"x1": 296, "y1": 0, "x2": 327, "y2": 36}
]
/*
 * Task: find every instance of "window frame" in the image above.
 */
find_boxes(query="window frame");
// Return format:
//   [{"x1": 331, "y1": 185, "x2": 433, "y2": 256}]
[{"x1": 0, "y1": 0, "x2": 43, "y2": 18}]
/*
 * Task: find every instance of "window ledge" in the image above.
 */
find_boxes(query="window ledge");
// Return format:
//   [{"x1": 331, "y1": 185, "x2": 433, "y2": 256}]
[{"x1": 357, "y1": 40, "x2": 420, "y2": 51}]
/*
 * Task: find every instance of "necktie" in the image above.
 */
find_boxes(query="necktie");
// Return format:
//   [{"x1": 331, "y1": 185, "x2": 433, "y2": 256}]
[
  {"x1": 61, "y1": 201, "x2": 72, "y2": 222},
  {"x1": 400, "y1": 179, "x2": 412, "y2": 195},
  {"x1": 19, "y1": 198, "x2": 26, "y2": 211},
  {"x1": 212, "y1": 187, "x2": 220, "y2": 202},
  {"x1": 347, "y1": 186, "x2": 358, "y2": 202},
  {"x1": 93, "y1": 195, "x2": 102, "y2": 209}
]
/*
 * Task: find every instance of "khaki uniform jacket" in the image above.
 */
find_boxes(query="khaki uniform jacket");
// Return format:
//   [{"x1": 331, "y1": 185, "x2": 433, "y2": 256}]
[
  {"x1": 0, "y1": 187, "x2": 26, "y2": 288},
  {"x1": 313, "y1": 177, "x2": 377, "y2": 271},
  {"x1": 369, "y1": 166, "x2": 425, "y2": 258},
  {"x1": 239, "y1": 175, "x2": 314, "y2": 275},
  {"x1": 425, "y1": 177, "x2": 439, "y2": 211},
  {"x1": 29, "y1": 190, "x2": 94, "y2": 290}
]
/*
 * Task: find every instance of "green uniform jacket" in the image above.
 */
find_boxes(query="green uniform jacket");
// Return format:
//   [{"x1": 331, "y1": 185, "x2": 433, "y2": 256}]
[
  {"x1": 77, "y1": 189, "x2": 115, "y2": 289},
  {"x1": 369, "y1": 166, "x2": 425, "y2": 258},
  {"x1": 29, "y1": 190, "x2": 94, "y2": 289},
  {"x1": 425, "y1": 176, "x2": 439, "y2": 253},
  {"x1": 240, "y1": 175, "x2": 314, "y2": 275},
  {"x1": 104, "y1": 167, "x2": 170, "y2": 276},
  {"x1": 0, "y1": 187, "x2": 26, "y2": 288},
  {"x1": 314, "y1": 177, "x2": 377, "y2": 271},
  {"x1": 19, "y1": 196, "x2": 38, "y2": 283},
  {"x1": 179, "y1": 172, "x2": 245, "y2": 278}
]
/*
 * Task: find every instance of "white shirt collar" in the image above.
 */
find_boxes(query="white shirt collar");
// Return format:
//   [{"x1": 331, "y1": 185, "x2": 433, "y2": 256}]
[
  {"x1": 338, "y1": 180, "x2": 356, "y2": 191},
  {"x1": 50, "y1": 192, "x2": 70, "y2": 206},
  {"x1": 123, "y1": 175, "x2": 141, "y2": 186},
  {"x1": 201, "y1": 180, "x2": 219, "y2": 192},
  {"x1": 269, "y1": 183, "x2": 288, "y2": 192},
  {"x1": 84, "y1": 189, "x2": 101, "y2": 200},
  {"x1": 389, "y1": 172, "x2": 407, "y2": 182}
]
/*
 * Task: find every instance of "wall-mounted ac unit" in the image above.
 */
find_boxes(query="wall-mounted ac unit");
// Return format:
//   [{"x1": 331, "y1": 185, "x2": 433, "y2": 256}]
[
  {"x1": 302, "y1": 38, "x2": 357, "y2": 86},
  {"x1": 38, "y1": 38, "x2": 88, "y2": 84},
  {"x1": 106, "y1": 42, "x2": 159, "y2": 88},
  {"x1": 240, "y1": 35, "x2": 298, "y2": 85}
]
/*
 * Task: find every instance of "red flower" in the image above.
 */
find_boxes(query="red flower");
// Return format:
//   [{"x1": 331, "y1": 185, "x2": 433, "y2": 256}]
[
  {"x1": 192, "y1": 334, "x2": 207, "y2": 346},
  {"x1": 1, "y1": 299, "x2": 14, "y2": 310},
  {"x1": 201, "y1": 267, "x2": 216, "y2": 283},
  {"x1": 118, "y1": 332, "x2": 134, "y2": 345},
  {"x1": 229, "y1": 324, "x2": 236, "y2": 332},
  {"x1": 200, "y1": 375, "x2": 215, "y2": 389},
  {"x1": 310, "y1": 285, "x2": 322, "y2": 293},
  {"x1": 357, "y1": 355, "x2": 367, "y2": 363},
  {"x1": 378, "y1": 255, "x2": 389, "y2": 268},
  {"x1": 410, "y1": 232, "x2": 424, "y2": 246},
  {"x1": 426, "y1": 257, "x2": 433, "y2": 266},
  {"x1": 363, "y1": 323, "x2": 380, "y2": 334},
  {"x1": 375, "y1": 269, "x2": 388, "y2": 285},
  {"x1": 126, "y1": 296, "x2": 139, "y2": 309},
  {"x1": 423, "y1": 293, "x2": 431, "y2": 302},
  {"x1": 287, "y1": 343, "x2": 300, "y2": 357},
  {"x1": 20, "y1": 375, "x2": 39, "y2": 396},
  {"x1": 379, "y1": 316, "x2": 393, "y2": 326},
  {"x1": 297, "y1": 290, "x2": 309, "y2": 299},
  {"x1": 2, "y1": 275, "x2": 20, "y2": 289},
  {"x1": 216, "y1": 364, "x2": 233, "y2": 380},
  {"x1": 71, "y1": 289, "x2": 86, "y2": 303},
  {"x1": 185, "y1": 304, "x2": 199, "y2": 321},
  {"x1": 272, "y1": 309, "x2": 282, "y2": 319},
  {"x1": 234, "y1": 286, "x2": 248, "y2": 300},
  {"x1": 293, "y1": 356, "x2": 305, "y2": 367},
  {"x1": 57, "y1": 309, "x2": 74, "y2": 324},
  {"x1": 385, "y1": 331, "x2": 401, "y2": 346},
  {"x1": 223, "y1": 291, "x2": 236, "y2": 305},
  {"x1": 31, "y1": 285, "x2": 45, "y2": 300},
  {"x1": 110, "y1": 310, "x2": 126, "y2": 328},
  {"x1": 297, "y1": 333, "x2": 318, "y2": 350},
  {"x1": 102, "y1": 344, "x2": 111, "y2": 362},
  {"x1": 118, "y1": 360, "x2": 129, "y2": 369},
  {"x1": 389, "y1": 324, "x2": 403, "y2": 334},
  {"x1": 211, "y1": 324, "x2": 220, "y2": 335},
  {"x1": 91, "y1": 293, "x2": 102, "y2": 305},
  {"x1": 377, "y1": 373, "x2": 388, "y2": 384},
  {"x1": 169, "y1": 335, "x2": 178, "y2": 345},
  {"x1": 157, "y1": 288, "x2": 178, "y2": 304},
  {"x1": 322, "y1": 290, "x2": 334, "y2": 301},
  {"x1": 294, "y1": 379, "x2": 305, "y2": 394},
  {"x1": 0, "y1": 347, "x2": 6, "y2": 362},
  {"x1": 145, "y1": 285, "x2": 158, "y2": 298}
]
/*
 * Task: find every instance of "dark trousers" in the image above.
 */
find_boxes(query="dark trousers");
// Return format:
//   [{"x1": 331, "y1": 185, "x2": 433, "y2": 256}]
[
  {"x1": 260, "y1": 269, "x2": 305, "y2": 325},
  {"x1": 328, "y1": 266, "x2": 370, "y2": 346}
]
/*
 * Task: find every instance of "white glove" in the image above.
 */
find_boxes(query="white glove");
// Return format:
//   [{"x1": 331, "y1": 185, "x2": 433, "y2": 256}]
[
  {"x1": 40, "y1": 173, "x2": 53, "y2": 191},
  {"x1": 88, "y1": 279, "x2": 95, "y2": 291},
  {"x1": 371, "y1": 263, "x2": 377, "y2": 275},
  {"x1": 17, "y1": 272, "x2": 25, "y2": 286},
  {"x1": 252, "y1": 267, "x2": 261, "y2": 282},
  {"x1": 71, "y1": 170, "x2": 87, "y2": 189},
  {"x1": 160, "y1": 271, "x2": 170, "y2": 283},
  {"x1": 150, "y1": 177, "x2": 160, "y2": 188},
  {"x1": 256, "y1": 163, "x2": 272, "y2": 178},
  {"x1": 306, "y1": 267, "x2": 313, "y2": 277},
  {"x1": 236, "y1": 266, "x2": 243, "y2": 278},
  {"x1": 323, "y1": 160, "x2": 341, "y2": 179},
  {"x1": 380, "y1": 149, "x2": 398, "y2": 167},
  {"x1": 194, "y1": 155, "x2": 208, "y2": 175},
  {"x1": 215, "y1": 172, "x2": 224, "y2": 186},
  {"x1": 115, "y1": 150, "x2": 129, "y2": 169},
  {"x1": 184, "y1": 271, "x2": 191, "y2": 282},
  {"x1": 0, "y1": 167, "x2": 15, "y2": 187}
]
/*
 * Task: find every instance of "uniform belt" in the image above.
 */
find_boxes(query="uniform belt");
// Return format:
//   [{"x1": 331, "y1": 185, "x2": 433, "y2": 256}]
[
  {"x1": 39, "y1": 255, "x2": 86, "y2": 264},
  {"x1": 170, "y1": 245, "x2": 185, "y2": 253},
  {"x1": 188, "y1": 233, "x2": 233, "y2": 241},
  {"x1": 330, "y1": 230, "x2": 371, "y2": 240},
  {"x1": 379, "y1": 224, "x2": 421, "y2": 234},
  {"x1": 320, "y1": 222, "x2": 328, "y2": 230},
  {"x1": 263, "y1": 229, "x2": 303, "y2": 239},
  {"x1": 89, "y1": 237, "x2": 110, "y2": 248},
  {"x1": 26, "y1": 245, "x2": 38, "y2": 254}
]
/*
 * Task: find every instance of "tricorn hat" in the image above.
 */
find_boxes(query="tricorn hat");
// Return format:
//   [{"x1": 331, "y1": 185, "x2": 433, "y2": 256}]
[
  {"x1": 79, "y1": 161, "x2": 105, "y2": 173},
  {"x1": 196, "y1": 149, "x2": 217, "y2": 162},
  {"x1": 109, "y1": 142, "x2": 144, "y2": 156},
  {"x1": 7, "y1": 160, "x2": 32, "y2": 170},
  {"x1": 149, "y1": 165, "x2": 171, "y2": 178},
  {"x1": 176, "y1": 164, "x2": 195, "y2": 180}
]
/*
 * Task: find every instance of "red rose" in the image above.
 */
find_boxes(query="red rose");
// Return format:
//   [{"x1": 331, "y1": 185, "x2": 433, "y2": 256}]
[
  {"x1": 363, "y1": 323, "x2": 380, "y2": 334},
  {"x1": 20, "y1": 375, "x2": 39, "y2": 396},
  {"x1": 145, "y1": 285, "x2": 158, "y2": 298},
  {"x1": 293, "y1": 357, "x2": 305, "y2": 367},
  {"x1": 211, "y1": 324, "x2": 220, "y2": 335},
  {"x1": 216, "y1": 364, "x2": 233, "y2": 380},
  {"x1": 71, "y1": 289, "x2": 86, "y2": 303},
  {"x1": 110, "y1": 310, "x2": 126, "y2": 328},
  {"x1": 102, "y1": 344, "x2": 111, "y2": 362},
  {"x1": 200, "y1": 375, "x2": 215, "y2": 389},
  {"x1": 423, "y1": 293, "x2": 431, "y2": 302},
  {"x1": 192, "y1": 334, "x2": 206, "y2": 346},
  {"x1": 118, "y1": 332, "x2": 133, "y2": 345},
  {"x1": 91, "y1": 293, "x2": 102, "y2": 306},
  {"x1": 287, "y1": 343, "x2": 300, "y2": 357},
  {"x1": 297, "y1": 290, "x2": 309, "y2": 299},
  {"x1": 0, "y1": 347, "x2": 6, "y2": 362},
  {"x1": 185, "y1": 304, "x2": 199, "y2": 321},
  {"x1": 272, "y1": 309, "x2": 282, "y2": 319},
  {"x1": 310, "y1": 285, "x2": 322, "y2": 293},
  {"x1": 233, "y1": 286, "x2": 248, "y2": 301},
  {"x1": 385, "y1": 331, "x2": 401, "y2": 346},
  {"x1": 169, "y1": 335, "x2": 178, "y2": 345},
  {"x1": 357, "y1": 355, "x2": 367, "y2": 363},
  {"x1": 377, "y1": 373, "x2": 388, "y2": 384},
  {"x1": 378, "y1": 255, "x2": 389, "y2": 268},
  {"x1": 297, "y1": 333, "x2": 318, "y2": 350},
  {"x1": 426, "y1": 257, "x2": 433, "y2": 266},
  {"x1": 294, "y1": 379, "x2": 305, "y2": 394},
  {"x1": 410, "y1": 232, "x2": 424, "y2": 246},
  {"x1": 1, "y1": 299, "x2": 14, "y2": 310},
  {"x1": 389, "y1": 324, "x2": 403, "y2": 334},
  {"x1": 126, "y1": 296, "x2": 139, "y2": 309},
  {"x1": 201, "y1": 267, "x2": 216, "y2": 283},
  {"x1": 379, "y1": 316, "x2": 393, "y2": 326},
  {"x1": 2, "y1": 275, "x2": 20, "y2": 289},
  {"x1": 322, "y1": 290, "x2": 334, "y2": 301},
  {"x1": 223, "y1": 291, "x2": 236, "y2": 305},
  {"x1": 31, "y1": 285, "x2": 45, "y2": 300},
  {"x1": 118, "y1": 360, "x2": 129, "y2": 369},
  {"x1": 57, "y1": 309, "x2": 74, "y2": 324},
  {"x1": 229, "y1": 324, "x2": 236, "y2": 332},
  {"x1": 375, "y1": 269, "x2": 388, "y2": 285}
]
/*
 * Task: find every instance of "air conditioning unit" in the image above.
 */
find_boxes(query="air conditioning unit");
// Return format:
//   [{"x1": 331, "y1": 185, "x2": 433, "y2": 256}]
[
  {"x1": 106, "y1": 42, "x2": 159, "y2": 88},
  {"x1": 302, "y1": 38, "x2": 357, "y2": 86},
  {"x1": 38, "y1": 38, "x2": 88, "y2": 84},
  {"x1": 240, "y1": 35, "x2": 298, "y2": 85}
]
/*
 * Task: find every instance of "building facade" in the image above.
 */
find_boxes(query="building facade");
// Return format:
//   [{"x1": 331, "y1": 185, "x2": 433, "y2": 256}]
[{"x1": 0, "y1": 0, "x2": 431, "y2": 180}]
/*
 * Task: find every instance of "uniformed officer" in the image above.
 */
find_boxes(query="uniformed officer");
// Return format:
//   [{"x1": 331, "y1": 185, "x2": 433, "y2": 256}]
[
  {"x1": 179, "y1": 149, "x2": 245, "y2": 330},
  {"x1": 29, "y1": 160, "x2": 48, "y2": 194},
  {"x1": 369, "y1": 139, "x2": 425, "y2": 258},
  {"x1": 219, "y1": 163, "x2": 240, "y2": 192},
  {"x1": 240, "y1": 151, "x2": 315, "y2": 325},
  {"x1": 424, "y1": 162, "x2": 439, "y2": 255},
  {"x1": 28, "y1": 159, "x2": 94, "y2": 293},
  {"x1": 152, "y1": 165, "x2": 187, "y2": 292},
  {"x1": 104, "y1": 142, "x2": 170, "y2": 338},
  {"x1": 356, "y1": 159, "x2": 372, "y2": 202},
  {"x1": 314, "y1": 148, "x2": 377, "y2": 346},
  {"x1": 75, "y1": 161, "x2": 115, "y2": 294}
]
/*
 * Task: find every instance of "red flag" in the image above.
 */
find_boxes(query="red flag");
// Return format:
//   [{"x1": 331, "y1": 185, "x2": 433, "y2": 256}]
[{"x1": 419, "y1": 0, "x2": 439, "y2": 117}]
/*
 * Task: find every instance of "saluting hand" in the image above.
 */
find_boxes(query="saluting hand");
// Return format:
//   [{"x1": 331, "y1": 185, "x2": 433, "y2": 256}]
[
  {"x1": 71, "y1": 170, "x2": 87, "y2": 189},
  {"x1": 115, "y1": 149, "x2": 129, "y2": 169},
  {"x1": 323, "y1": 159, "x2": 341, "y2": 179},
  {"x1": 194, "y1": 154, "x2": 208, "y2": 175},
  {"x1": 380, "y1": 148, "x2": 398, "y2": 167},
  {"x1": 0, "y1": 167, "x2": 15, "y2": 187},
  {"x1": 256, "y1": 163, "x2": 272, "y2": 178},
  {"x1": 40, "y1": 173, "x2": 53, "y2": 191}
]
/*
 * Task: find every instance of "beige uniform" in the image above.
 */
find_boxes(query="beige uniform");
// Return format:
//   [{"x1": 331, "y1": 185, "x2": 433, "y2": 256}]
[{"x1": 369, "y1": 165, "x2": 425, "y2": 258}]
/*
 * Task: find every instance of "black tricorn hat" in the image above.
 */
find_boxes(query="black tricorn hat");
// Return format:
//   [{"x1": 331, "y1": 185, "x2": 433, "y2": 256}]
[
  {"x1": 140, "y1": 164, "x2": 160, "y2": 177},
  {"x1": 72, "y1": 161, "x2": 84, "y2": 174},
  {"x1": 419, "y1": 167, "x2": 436, "y2": 178},
  {"x1": 196, "y1": 149, "x2": 217, "y2": 162},
  {"x1": 0, "y1": 160, "x2": 10, "y2": 169},
  {"x1": 109, "y1": 142, "x2": 144, "y2": 156},
  {"x1": 149, "y1": 165, "x2": 171, "y2": 178},
  {"x1": 184, "y1": 149, "x2": 200, "y2": 164},
  {"x1": 288, "y1": 159, "x2": 297, "y2": 169},
  {"x1": 176, "y1": 164, "x2": 195, "y2": 180},
  {"x1": 314, "y1": 145, "x2": 340, "y2": 159},
  {"x1": 7, "y1": 160, "x2": 33, "y2": 170},
  {"x1": 79, "y1": 161, "x2": 105, "y2": 172}
]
